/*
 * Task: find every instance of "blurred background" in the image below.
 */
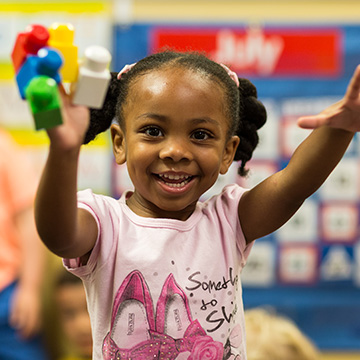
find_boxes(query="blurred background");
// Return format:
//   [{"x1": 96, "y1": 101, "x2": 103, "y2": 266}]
[{"x1": 1, "y1": 1, "x2": 360, "y2": 359}]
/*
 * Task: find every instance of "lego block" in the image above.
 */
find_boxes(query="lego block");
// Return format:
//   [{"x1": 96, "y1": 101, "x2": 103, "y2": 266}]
[
  {"x1": 25, "y1": 76, "x2": 63, "y2": 130},
  {"x1": 72, "y1": 45, "x2": 111, "y2": 109},
  {"x1": 48, "y1": 23, "x2": 78, "y2": 83},
  {"x1": 11, "y1": 24, "x2": 50, "y2": 73},
  {"x1": 16, "y1": 47, "x2": 63, "y2": 99}
]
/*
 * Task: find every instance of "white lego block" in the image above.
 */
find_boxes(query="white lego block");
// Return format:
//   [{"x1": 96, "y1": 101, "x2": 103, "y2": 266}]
[{"x1": 72, "y1": 45, "x2": 111, "y2": 109}]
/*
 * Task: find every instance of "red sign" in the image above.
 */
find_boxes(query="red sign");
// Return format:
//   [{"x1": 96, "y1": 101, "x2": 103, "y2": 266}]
[{"x1": 151, "y1": 27, "x2": 342, "y2": 77}]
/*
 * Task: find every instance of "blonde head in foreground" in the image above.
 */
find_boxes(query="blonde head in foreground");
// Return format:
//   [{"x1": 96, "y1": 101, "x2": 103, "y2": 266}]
[{"x1": 245, "y1": 308, "x2": 319, "y2": 360}]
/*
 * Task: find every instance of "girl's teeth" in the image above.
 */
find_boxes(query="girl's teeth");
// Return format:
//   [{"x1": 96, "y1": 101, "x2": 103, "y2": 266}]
[
  {"x1": 159, "y1": 174, "x2": 190, "y2": 180},
  {"x1": 157, "y1": 174, "x2": 191, "y2": 187},
  {"x1": 166, "y1": 181, "x2": 187, "y2": 188}
]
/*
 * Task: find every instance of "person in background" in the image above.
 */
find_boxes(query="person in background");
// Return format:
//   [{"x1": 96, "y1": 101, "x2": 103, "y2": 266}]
[
  {"x1": 54, "y1": 269, "x2": 92, "y2": 360},
  {"x1": 245, "y1": 308, "x2": 319, "y2": 360},
  {"x1": 0, "y1": 127, "x2": 49, "y2": 359}
]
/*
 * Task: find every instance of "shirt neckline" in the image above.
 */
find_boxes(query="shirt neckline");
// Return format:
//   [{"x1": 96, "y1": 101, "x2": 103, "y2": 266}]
[{"x1": 118, "y1": 190, "x2": 203, "y2": 231}]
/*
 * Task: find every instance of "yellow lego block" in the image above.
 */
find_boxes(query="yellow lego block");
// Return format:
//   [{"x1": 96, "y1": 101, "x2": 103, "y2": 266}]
[{"x1": 48, "y1": 23, "x2": 78, "y2": 83}]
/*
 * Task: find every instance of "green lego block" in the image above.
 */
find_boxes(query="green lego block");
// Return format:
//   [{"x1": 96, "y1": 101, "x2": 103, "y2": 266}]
[{"x1": 25, "y1": 75, "x2": 63, "y2": 130}]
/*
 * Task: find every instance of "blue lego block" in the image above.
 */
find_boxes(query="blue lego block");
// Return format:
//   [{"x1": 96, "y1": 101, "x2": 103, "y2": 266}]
[{"x1": 16, "y1": 47, "x2": 63, "y2": 99}]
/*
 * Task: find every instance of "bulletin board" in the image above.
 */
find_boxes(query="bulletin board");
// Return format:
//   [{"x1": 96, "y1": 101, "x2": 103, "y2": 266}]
[{"x1": 112, "y1": 23, "x2": 360, "y2": 350}]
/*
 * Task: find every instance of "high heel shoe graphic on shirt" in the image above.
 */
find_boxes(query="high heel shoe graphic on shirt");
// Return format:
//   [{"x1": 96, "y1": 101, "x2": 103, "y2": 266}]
[
  {"x1": 102, "y1": 270, "x2": 159, "y2": 360},
  {"x1": 102, "y1": 271, "x2": 224, "y2": 360},
  {"x1": 151, "y1": 274, "x2": 224, "y2": 360}
]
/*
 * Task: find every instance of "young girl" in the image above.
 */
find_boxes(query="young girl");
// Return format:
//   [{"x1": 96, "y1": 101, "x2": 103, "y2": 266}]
[{"x1": 35, "y1": 51, "x2": 360, "y2": 360}]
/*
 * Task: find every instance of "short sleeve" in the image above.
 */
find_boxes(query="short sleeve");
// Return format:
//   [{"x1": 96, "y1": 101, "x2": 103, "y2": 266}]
[
  {"x1": 63, "y1": 189, "x2": 118, "y2": 279},
  {"x1": 63, "y1": 189, "x2": 101, "y2": 277}
]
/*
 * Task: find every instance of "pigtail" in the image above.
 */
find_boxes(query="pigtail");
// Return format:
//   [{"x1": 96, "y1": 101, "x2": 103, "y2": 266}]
[
  {"x1": 83, "y1": 72, "x2": 120, "y2": 144},
  {"x1": 234, "y1": 78, "x2": 267, "y2": 176}
]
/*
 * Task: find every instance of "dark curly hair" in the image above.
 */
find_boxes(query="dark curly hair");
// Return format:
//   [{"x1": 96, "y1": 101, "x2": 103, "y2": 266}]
[{"x1": 85, "y1": 50, "x2": 267, "y2": 176}]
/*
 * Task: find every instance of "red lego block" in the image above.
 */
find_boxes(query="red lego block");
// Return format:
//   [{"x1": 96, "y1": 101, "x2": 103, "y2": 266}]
[{"x1": 11, "y1": 24, "x2": 50, "y2": 73}]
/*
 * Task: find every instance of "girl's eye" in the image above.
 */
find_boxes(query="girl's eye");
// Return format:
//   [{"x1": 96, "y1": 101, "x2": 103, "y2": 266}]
[
  {"x1": 144, "y1": 127, "x2": 163, "y2": 137},
  {"x1": 192, "y1": 130, "x2": 212, "y2": 140}
]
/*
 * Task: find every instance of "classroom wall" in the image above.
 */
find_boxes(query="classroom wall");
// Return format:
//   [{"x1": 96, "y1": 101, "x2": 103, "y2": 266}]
[
  {"x1": 124, "y1": 0, "x2": 360, "y2": 23},
  {"x1": 1, "y1": 1, "x2": 359, "y2": 358}
]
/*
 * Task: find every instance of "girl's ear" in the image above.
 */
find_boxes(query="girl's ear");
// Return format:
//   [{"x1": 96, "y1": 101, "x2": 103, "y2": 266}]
[
  {"x1": 220, "y1": 135, "x2": 240, "y2": 175},
  {"x1": 111, "y1": 123, "x2": 126, "y2": 164}
]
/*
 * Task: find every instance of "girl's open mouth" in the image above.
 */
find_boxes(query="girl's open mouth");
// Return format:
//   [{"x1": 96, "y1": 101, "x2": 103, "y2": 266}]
[{"x1": 156, "y1": 173, "x2": 193, "y2": 189}]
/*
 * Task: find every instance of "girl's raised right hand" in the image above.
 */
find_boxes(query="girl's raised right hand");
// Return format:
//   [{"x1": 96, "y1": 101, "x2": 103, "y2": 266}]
[
  {"x1": 297, "y1": 65, "x2": 360, "y2": 133},
  {"x1": 46, "y1": 85, "x2": 90, "y2": 152}
]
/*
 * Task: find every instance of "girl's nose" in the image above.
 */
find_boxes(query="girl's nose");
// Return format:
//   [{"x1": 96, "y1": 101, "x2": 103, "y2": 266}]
[{"x1": 159, "y1": 138, "x2": 193, "y2": 162}]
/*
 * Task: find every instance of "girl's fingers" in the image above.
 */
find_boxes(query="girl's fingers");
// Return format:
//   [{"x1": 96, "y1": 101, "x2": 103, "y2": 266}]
[
  {"x1": 345, "y1": 64, "x2": 360, "y2": 101},
  {"x1": 58, "y1": 83, "x2": 69, "y2": 98},
  {"x1": 297, "y1": 115, "x2": 326, "y2": 129}
]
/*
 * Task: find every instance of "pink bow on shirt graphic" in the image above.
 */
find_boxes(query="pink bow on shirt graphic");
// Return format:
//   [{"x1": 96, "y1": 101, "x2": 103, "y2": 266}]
[
  {"x1": 150, "y1": 322, "x2": 224, "y2": 359},
  {"x1": 150, "y1": 319, "x2": 207, "y2": 359}
]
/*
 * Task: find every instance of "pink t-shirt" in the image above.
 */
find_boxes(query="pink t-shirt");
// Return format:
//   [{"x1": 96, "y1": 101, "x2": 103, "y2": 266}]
[
  {"x1": 0, "y1": 130, "x2": 37, "y2": 291},
  {"x1": 64, "y1": 184, "x2": 252, "y2": 360}
]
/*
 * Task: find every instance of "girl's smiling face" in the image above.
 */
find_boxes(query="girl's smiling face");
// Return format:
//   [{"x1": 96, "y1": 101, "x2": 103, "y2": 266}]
[{"x1": 111, "y1": 66, "x2": 239, "y2": 220}]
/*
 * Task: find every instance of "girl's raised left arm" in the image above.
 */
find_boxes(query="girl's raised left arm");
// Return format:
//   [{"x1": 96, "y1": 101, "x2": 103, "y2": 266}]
[{"x1": 239, "y1": 65, "x2": 360, "y2": 244}]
